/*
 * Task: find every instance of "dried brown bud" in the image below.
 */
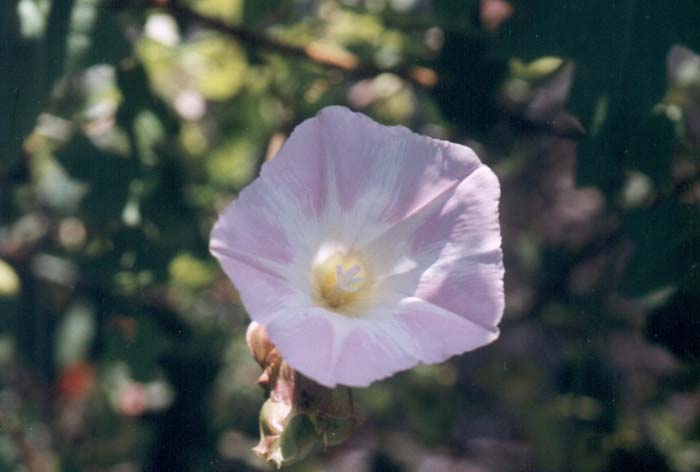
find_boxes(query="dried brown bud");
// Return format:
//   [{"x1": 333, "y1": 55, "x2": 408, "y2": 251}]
[
  {"x1": 246, "y1": 322, "x2": 356, "y2": 468},
  {"x1": 246, "y1": 321, "x2": 275, "y2": 366}
]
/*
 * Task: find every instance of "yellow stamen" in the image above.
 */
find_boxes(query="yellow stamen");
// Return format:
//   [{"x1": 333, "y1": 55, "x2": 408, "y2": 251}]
[{"x1": 313, "y1": 251, "x2": 372, "y2": 312}]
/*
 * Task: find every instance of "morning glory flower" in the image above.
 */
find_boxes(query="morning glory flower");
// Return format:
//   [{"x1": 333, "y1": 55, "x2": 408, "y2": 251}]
[{"x1": 211, "y1": 106, "x2": 504, "y2": 388}]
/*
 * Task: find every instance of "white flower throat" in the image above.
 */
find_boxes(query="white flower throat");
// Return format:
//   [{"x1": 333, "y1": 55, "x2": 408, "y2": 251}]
[{"x1": 312, "y1": 250, "x2": 373, "y2": 313}]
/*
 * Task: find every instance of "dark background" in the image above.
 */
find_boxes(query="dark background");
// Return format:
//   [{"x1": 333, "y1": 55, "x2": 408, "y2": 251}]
[{"x1": 1, "y1": 0, "x2": 699, "y2": 470}]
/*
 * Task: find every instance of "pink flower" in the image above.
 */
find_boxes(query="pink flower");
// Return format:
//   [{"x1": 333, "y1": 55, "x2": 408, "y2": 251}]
[{"x1": 211, "y1": 106, "x2": 504, "y2": 387}]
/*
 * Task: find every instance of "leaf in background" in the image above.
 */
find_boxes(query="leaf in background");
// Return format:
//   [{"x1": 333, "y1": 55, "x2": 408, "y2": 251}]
[
  {"x1": 494, "y1": 0, "x2": 700, "y2": 194},
  {"x1": 54, "y1": 132, "x2": 136, "y2": 227},
  {"x1": 1, "y1": 1, "x2": 51, "y2": 167},
  {"x1": 55, "y1": 301, "x2": 96, "y2": 368},
  {"x1": 181, "y1": 36, "x2": 248, "y2": 101},
  {"x1": 431, "y1": 34, "x2": 507, "y2": 135},
  {"x1": 0, "y1": 259, "x2": 21, "y2": 298},
  {"x1": 664, "y1": 44, "x2": 700, "y2": 148},
  {"x1": 620, "y1": 200, "x2": 700, "y2": 297},
  {"x1": 646, "y1": 291, "x2": 700, "y2": 362},
  {"x1": 1, "y1": 0, "x2": 130, "y2": 171},
  {"x1": 243, "y1": 0, "x2": 288, "y2": 27},
  {"x1": 185, "y1": 0, "x2": 243, "y2": 22},
  {"x1": 71, "y1": 0, "x2": 131, "y2": 71},
  {"x1": 104, "y1": 315, "x2": 170, "y2": 381},
  {"x1": 625, "y1": 114, "x2": 675, "y2": 187},
  {"x1": 431, "y1": 0, "x2": 480, "y2": 32}
]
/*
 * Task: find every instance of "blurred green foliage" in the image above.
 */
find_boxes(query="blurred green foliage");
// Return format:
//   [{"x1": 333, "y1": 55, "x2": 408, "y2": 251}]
[{"x1": 1, "y1": 0, "x2": 699, "y2": 471}]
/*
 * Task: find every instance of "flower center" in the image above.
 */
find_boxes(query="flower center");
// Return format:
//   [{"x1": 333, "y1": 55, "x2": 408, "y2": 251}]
[{"x1": 313, "y1": 251, "x2": 372, "y2": 312}]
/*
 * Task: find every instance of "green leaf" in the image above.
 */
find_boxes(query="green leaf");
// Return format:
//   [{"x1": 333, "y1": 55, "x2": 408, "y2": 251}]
[
  {"x1": 431, "y1": 34, "x2": 507, "y2": 134},
  {"x1": 626, "y1": 114, "x2": 675, "y2": 186},
  {"x1": 54, "y1": 133, "x2": 136, "y2": 226},
  {"x1": 495, "y1": 0, "x2": 700, "y2": 194},
  {"x1": 243, "y1": 0, "x2": 287, "y2": 27},
  {"x1": 278, "y1": 413, "x2": 318, "y2": 465},
  {"x1": 103, "y1": 315, "x2": 170, "y2": 381},
  {"x1": 620, "y1": 200, "x2": 700, "y2": 296}
]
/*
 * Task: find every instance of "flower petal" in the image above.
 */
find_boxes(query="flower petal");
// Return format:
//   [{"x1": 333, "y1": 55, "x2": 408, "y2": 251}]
[
  {"x1": 211, "y1": 106, "x2": 505, "y2": 388},
  {"x1": 412, "y1": 166, "x2": 504, "y2": 329},
  {"x1": 316, "y1": 106, "x2": 481, "y2": 245},
  {"x1": 366, "y1": 165, "x2": 504, "y2": 330},
  {"x1": 265, "y1": 308, "x2": 423, "y2": 388},
  {"x1": 210, "y1": 115, "x2": 327, "y2": 301},
  {"x1": 209, "y1": 182, "x2": 312, "y2": 305},
  {"x1": 264, "y1": 309, "x2": 338, "y2": 386},
  {"x1": 330, "y1": 318, "x2": 420, "y2": 387},
  {"x1": 266, "y1": 292, "x2": 501, "y2": 387},
  {"x1": 260, "y1": 116, "x2": 326, "y2": 218},
  {"x1": 393, "y1": 297, "x2": 500, "y2": 364}
]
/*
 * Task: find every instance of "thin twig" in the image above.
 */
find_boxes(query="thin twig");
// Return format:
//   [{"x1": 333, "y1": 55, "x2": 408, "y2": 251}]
[
  {"x1": 112, "y1": 0, "x2": 591, "y2": 139},
  {"x1": 114, "y1": 0, "x2": 438, "y2": 88}
]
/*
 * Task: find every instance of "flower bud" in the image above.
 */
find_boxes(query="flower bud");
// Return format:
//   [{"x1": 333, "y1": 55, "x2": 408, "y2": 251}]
[
  {"x1": 253, "y1": 399, "x2": 318, "y2": 468},
  {"x1": 246, "y1": 322, "x2": 275, "y2": 366},
  {"x1": 315, "y1": 414, "x2": 355, "y2": 448},
  {"x1": 302, "y1": 384, "x2": 355, "y2": 448},
  {"x1": 246, "y1": 322, "x2": 357, "y2": 467},
  {"x1": 277, "y1": 412, "x2": 318, "y2": 466},
  {"x1": 248, "y1": 352, "x2": 357, "y2": 467}
]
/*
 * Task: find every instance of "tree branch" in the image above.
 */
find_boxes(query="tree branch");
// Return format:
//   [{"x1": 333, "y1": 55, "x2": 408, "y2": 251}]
[
  {"x1": 114, "y1": 0, "x2": 437, "y2": 88},
  {"x1": 111, "y1": 0, "x2": 589, "y2": 139}
]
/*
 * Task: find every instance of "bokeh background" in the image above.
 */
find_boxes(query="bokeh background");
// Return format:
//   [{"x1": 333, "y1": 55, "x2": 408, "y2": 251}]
[{"x1": 1, "y1": 0, "x2": 699, "y2": 470}]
